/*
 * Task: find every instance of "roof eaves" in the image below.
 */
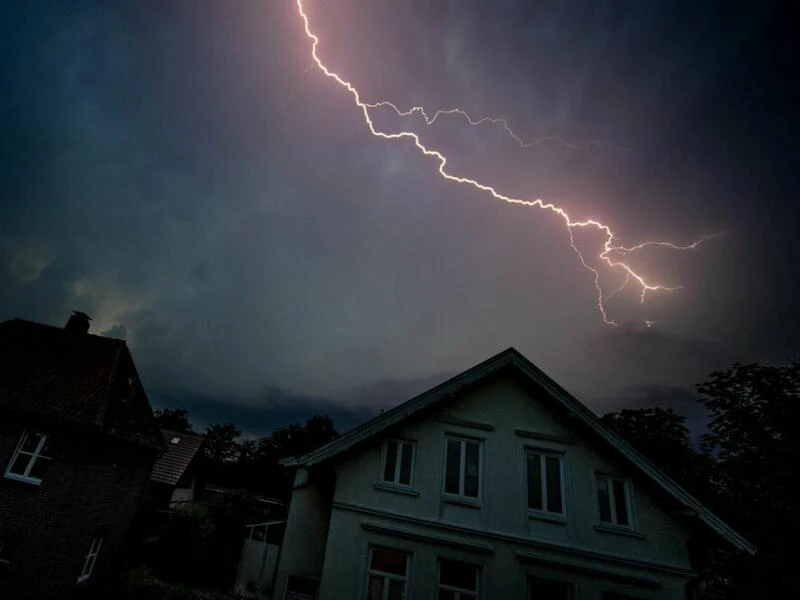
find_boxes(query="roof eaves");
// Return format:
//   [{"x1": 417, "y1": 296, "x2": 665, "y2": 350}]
[
  {"x1": 95, "y1": 343, "x2": 124, "y2": 428},
  {"x1": 508, "y1": 354, "x2": 757, "y2": 556}
]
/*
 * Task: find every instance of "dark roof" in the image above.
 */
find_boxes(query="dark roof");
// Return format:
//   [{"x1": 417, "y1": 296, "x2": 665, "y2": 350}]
[
  {"x1": 282, "y1": 347, "x2": 755, "y2": 555},
  {"x1": 151, "y1": 429, "x2": 204, "y2": 486},
  {"x1": 0, "y1": 318, "x2": 164, "y2": 451}
]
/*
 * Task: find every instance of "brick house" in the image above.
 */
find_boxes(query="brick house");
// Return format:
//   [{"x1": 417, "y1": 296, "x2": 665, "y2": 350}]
[{"x1": 0, "y1": 313, "x2": 164, "y2": 600}]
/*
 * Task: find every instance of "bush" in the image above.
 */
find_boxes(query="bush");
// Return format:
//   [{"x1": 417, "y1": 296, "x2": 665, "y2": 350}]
[
  {"x1": 154, "y1": 502, "x2": 216, "y2": 583},
  {"x1": 149, "y1": 490, "x2": 272, "y2": 589},
  {"x1": 125, "y1": 567, "x2": 243, "y2": 600}
]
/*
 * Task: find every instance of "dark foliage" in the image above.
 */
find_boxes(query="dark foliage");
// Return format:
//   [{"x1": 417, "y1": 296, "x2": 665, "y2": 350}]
[
  {"x1": 697, "y1": 362, "x2": 800, "y2": 598},
  {"x1": 155, "y1": 408, "x2": 195, "y2": 434}
]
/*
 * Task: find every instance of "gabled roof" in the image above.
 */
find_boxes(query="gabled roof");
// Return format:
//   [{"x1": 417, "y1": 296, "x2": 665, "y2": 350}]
[
  {"x1": 0, "y1": 318, "x2": 164, "y2": 451},
  {"x1": 283, "y1": 347, "x2": 756, "y2": 555},
  {"x1": 151, "y1": 429, "x2": 204, "y2": 486}
]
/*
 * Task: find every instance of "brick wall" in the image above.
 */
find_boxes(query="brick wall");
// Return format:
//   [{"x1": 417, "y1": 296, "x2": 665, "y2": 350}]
[{"x1": 0, "y1": 415, "x2": 156, "y2": 600}]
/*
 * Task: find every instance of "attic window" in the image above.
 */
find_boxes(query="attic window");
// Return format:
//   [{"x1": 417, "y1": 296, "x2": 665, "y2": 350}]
[
  {"x1": 0, "y1": 535, "x2": 12, "y2": 564},
  {"x1": 170, "y1": 437, "x2": 181, "y2": 445},
  {"x1": 596, "y1": 474, "x2": 634, "y2": 529},
  {"x1": 4, "y1": 431, "x2": 52, "y2": 485}
]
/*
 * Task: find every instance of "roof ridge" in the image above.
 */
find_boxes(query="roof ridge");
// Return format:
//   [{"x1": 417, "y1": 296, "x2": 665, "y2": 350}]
[{"x1": 0, "y1": 318, "x2": 128, "y2": 344}]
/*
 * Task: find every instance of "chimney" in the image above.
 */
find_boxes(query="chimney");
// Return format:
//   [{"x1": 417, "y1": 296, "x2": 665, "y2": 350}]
[{"x1": 65, "y1": 311, "x2": 92, "y2": 334}]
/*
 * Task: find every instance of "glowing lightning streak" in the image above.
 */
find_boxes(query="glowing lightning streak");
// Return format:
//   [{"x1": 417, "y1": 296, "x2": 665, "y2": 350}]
[
  {"x1": 295, "y1": 0, "x2": 719, "y2": 326},
  {"x1": 364, "y1": 102, "x2": 623, "y2": 152}
]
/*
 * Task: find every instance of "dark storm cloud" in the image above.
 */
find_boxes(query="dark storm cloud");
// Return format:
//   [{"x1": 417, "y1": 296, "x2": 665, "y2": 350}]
[
  {"x1": 585, "y1": 322, "x2": 733, "y2": 387},
  {"x1": 1, "y1": 0, "x2": 797, "y2": 429}
]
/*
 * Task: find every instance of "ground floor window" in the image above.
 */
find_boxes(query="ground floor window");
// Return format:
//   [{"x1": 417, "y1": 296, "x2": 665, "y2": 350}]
[
  {"x1": 77, "y1": 535, "x2": 103, "y2": 583},
  {"x1": 367, "y1": 546, "x2": 410, "y2": 600},
  {"x1": 438, "y1": 558, "x2": 480, "y2": 600}
]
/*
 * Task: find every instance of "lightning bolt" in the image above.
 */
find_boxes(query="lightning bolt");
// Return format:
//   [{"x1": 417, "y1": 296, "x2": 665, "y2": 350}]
[
  {"x1": 364, "y1": 102, "x2": 627, "y2": 152},
  {"x1": 295, "y1": 0, "x2": 721, "y2": 326}
]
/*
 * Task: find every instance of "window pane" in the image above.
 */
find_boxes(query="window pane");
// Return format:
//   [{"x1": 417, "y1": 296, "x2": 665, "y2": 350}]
[
  {"x1": 529, "y1": 577, "x2": 572, "y2": 600},
  {"x1": 38, "y1": 435, "x2": 52, "y2": 458},
  {"x1": 527, "y1": 453, "x2": 542, "y2": 510},
  {"x1": 612, "y1": 480, "x2": 629, "y2": 526},
  {"x1": 440, "y1": 559, "x2": 478, "y2": 591},
  {"x1": 545, "y1": 456, "x2": 562, "y2": 514},
  {"x1": 370, "y1": 547, "x2": 407, "y2": 576},
  {"x1": 28, "y1": 456, "x2": 51, "y2": 480},
  {"x1": 438, "y1": 591, "x2": 456, "y2": 600},
  {"x1": 398, "y1": 443, "x2": 413, "y2": 486},
  {"x1": 7, "y1": 452, "x2": 32, "y2": 476},
  {"x1": 445, "y1": 440, "x2": 461, "y2": 494},
  {"x1": 384, "y1": 441, "x2": 398, "y2": 482},
  {"x1": 597, "y1": 478, "x2": 612, "y2": 522},
  {"x1": 0, "y1": 538, "x2": 11, "y2": 562},
  {"x1": 464, "y1": 442, "x2": 480, "y2": 498},
  {"x1": 387, "y1": 579, "x2": 405, "y2": 600},
  {"x1": 367, "y1": 575, "x2": 384, "y2": 600},
  {"x1": 20, "y1": 432, "x2": 43, "y2": 453}
]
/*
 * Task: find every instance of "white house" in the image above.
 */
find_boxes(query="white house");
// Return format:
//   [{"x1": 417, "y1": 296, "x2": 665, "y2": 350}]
[{"x1": 274, "y1": 348, "x2": 754, "y2": 600}]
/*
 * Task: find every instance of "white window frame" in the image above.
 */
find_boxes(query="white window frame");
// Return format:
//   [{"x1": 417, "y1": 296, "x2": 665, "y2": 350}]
[
  {"x1": 595, "y1": 473, "x2": 635, "y2": 529},
  {"x1": 365, "y1": 546, "x2": 410, "y2": 600},
  {"x1": 526, "y1": 449, "x2": 566, "y2": 518},
  {"x1": 77, "y1": 536, "x2": 103, "y2": 583},
  {"x1": 438, "y1": 558, "x2": 480, "y2": 599},
  {"x1": 4, "y1": 431, "x2": 52, "y2": 485},
  {"x1": 380, "y1": 439, "x2": 416, "y2": 488},
  {"x1": 0, "y1": 537, "x2": 9, "y2": 565},
  {"x1": 443, "y1": 436, "x2": 483, "y2": 501}
]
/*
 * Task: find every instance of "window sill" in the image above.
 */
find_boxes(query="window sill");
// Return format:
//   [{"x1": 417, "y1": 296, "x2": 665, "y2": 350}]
[
  {"x1": 3, "y1": 473, "x2": 42, "y2": 486},
  {"x1": 442, "y1": 494, "x2": 481, "y2": 508},
  {"x1": 373, "y1": 482, "x2": 420, "y2": 497},
  {"x1": 528, "y1": 511, "x2": 568, "y2": 525},
  {"x1": 594, "y1": 523, "x2": 645, "y2": 539}
]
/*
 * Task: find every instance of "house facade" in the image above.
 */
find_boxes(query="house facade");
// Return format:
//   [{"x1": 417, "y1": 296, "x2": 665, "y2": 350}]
[
  {"x1": 0, "y1": 313, "x2": 164, "y2": 599},
  {"x1": 274, "y1": 348, "x2": 754, "y2": 600}
]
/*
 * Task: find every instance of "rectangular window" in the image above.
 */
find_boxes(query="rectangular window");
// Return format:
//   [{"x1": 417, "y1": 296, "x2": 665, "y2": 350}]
[
  {"x1": 4, "y1": 431, "x2": 52, "y2": 484},
  {"x1": 438, "y1": 558, "x2": 479, "y2": 600},
  {"x1": 0, "y1": 536, "x2": 12, "y2": 565},
  {"x1": 528, "y1": 576, "x2": 574, "y2": 600},
  {"x1": 444, "y1": 437, "x2": 481, "y2": 499},
  {"x1": 366, "y1": 547, "x2": 409, "y2": 600},
  {"x1": 382, "y1": 440, "x2": 415, "y2": 487},
  {"x1": 526, "y1": 450, "x2": 565, "y2": 516},
  {"x1": 77, "y1": 536, "x2": 103, "y2": 583},
  {"x1": 596, "y1": 474, "x2": 632, "y2": 527}
]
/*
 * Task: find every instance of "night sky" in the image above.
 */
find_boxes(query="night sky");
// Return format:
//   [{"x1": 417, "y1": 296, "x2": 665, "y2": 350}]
[{"x1": 2, "y1": 1, "x2": 797, "y2": 436}]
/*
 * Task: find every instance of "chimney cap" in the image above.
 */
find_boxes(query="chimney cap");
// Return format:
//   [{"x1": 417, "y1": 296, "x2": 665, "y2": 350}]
[{"x1": 65, "y1": 311, "x2": 92, "y2": 334}]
